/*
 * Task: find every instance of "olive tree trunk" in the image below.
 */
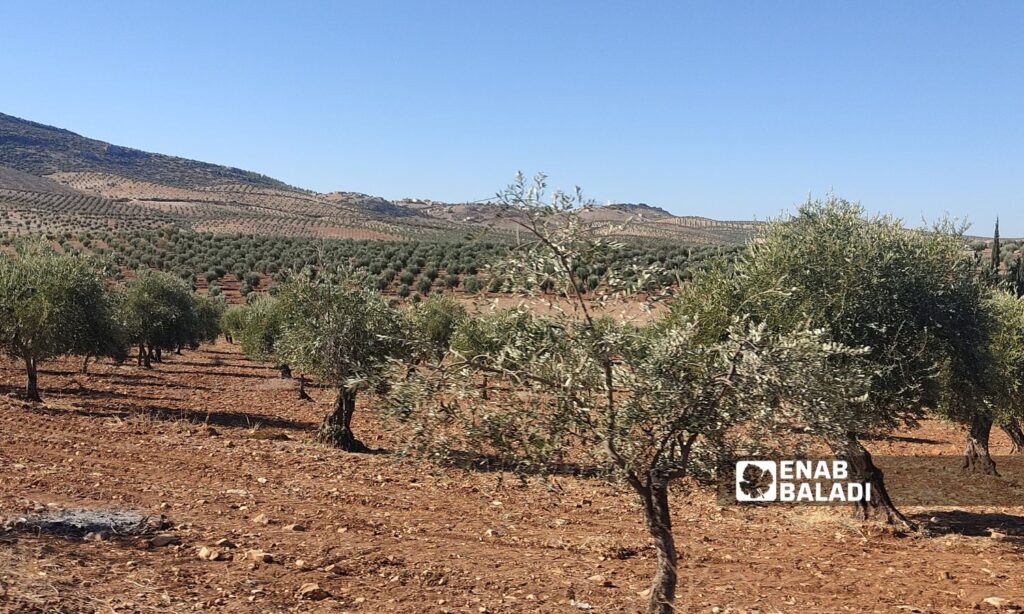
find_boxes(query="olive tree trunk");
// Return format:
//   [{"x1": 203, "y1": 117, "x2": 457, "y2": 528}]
[
  {"x1": 963, "y1": 413, "x2": 998, "y2": 475},
  {"x1": 81, "y1": 353, "x2": 91, "y2": 374},
  {"x1": 1000, "y1": 418, "x2": 1024, "y2": 454},
  {"x1": 633, "y1": 479, "x2": 678, "y2": 614},
  {"x1": 297, "y1": 374, "x2": 312, "y2": 400},
  {"x1": 278, "y1": 364, "x2": 292, "y2": 379},
  {"x1": 316, "y1": 387, "x2": 369, "y2": 452},
  {"x1": 24, "y1": 355, "x2": 40, "y2": 402},
  {"x1": 829, "y1": 433, "x2": 916, "y2": 531}
]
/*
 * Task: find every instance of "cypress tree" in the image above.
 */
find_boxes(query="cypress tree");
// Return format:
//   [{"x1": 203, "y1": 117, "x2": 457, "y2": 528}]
[{"x1": 992, "y1": 218, "x2": 1001, "y2": 272}]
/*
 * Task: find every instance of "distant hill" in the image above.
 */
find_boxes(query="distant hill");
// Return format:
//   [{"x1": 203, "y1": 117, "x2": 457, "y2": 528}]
[
  {"x1": 587, "y1": 202, "x2": 676, "y2": 221},
  {"x1": 0, "y1": 111, "x2": 759, "y2": 244},
  {"x1": 0, "y1": 113, "x2": 288, "y2": 189}
]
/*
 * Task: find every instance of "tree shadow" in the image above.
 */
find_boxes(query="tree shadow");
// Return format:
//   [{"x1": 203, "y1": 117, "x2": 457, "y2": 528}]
[
  {"x1": 6, "y1": 378, "x2": 214, "y2": 395},
  {"x1": 437, "y1": 450, "x2": 609, "y2": 479},
  {"x1": 167, "y1": 359, "x2": 265, "y2": 369},
  {"x1": 862, "y1": 433, "x2": 948, "y2": 445},
  {"x1": 203, "y1": 349, "x2": 241, "y2": 356},
  {"x1": 916, "y1": 510, "x2": 1024, "y2": 537},
  {"x1": 39, "y1": 368, "x2": 86, "y2": 377},
  {"x1": 93, "y1": 372, "x2": 163, "y2": 382},
  {"x1": 163, "y1": 407, "x2": 316, "y2": 431},
  {"x1": 45, "y1": 385, "x2": 174, "y2": 402},
  {"x1": 148, "y1": 367, "x2": 270, "y2": 380},
  {"x1": 29, "y1": 402, "x2": 316, "y2": 432},
  {"x1": 102, "y1": 378, "x2": 214, "y2": 391}
]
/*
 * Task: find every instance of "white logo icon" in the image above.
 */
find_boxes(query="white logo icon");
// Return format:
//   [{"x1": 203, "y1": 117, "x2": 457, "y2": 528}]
[{"x1": 735, "y1": 460, "x2": 777, "y2": 502}]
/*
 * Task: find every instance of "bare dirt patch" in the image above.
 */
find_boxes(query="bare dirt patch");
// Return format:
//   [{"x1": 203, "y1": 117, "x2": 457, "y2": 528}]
[{"x1": 1, "y1": 345, "x2": 1023, "y2": 612}]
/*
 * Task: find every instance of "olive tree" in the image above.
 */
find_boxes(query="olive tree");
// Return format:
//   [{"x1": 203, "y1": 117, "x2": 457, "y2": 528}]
[
  {"x1": 75, "y1": 286, "x2": 129, "y2": 374},
  {"x1": 237, "y1": 296, "x2": 280, "y2": 362},
  {"x1": 188, "y1": 294, "x2": 226, "y2": 350},
  {"x1": 274, "y1": 275, "x2": 406, "y2": 451},
  {"x1": 945, "y1": 290, "x2": 1024, "y2": 468},
  {"x1": 219, "y1": 305, "x2": 246, "y2": 344},
  {"x1": 449, "y1": 308, "x2": 542, "y2": 401},
  {"x1": 405, "y1": 294, "x2": 467, "y2": 363},
  {"x1": 235, "y1": 295, "x2": 303, "y2": 387},
  {"x1": 120, "y1": 270, "x2": 200, "y2": 367},
  {"x1": 721, "y1": 197, "x2": 989, "y2": 526},
  {"x1": 0, "y1": 241, "x2": 119, "y2": 400},
  {"x1": 386, "y1": 174, "x2": 873, "y2": 614}
]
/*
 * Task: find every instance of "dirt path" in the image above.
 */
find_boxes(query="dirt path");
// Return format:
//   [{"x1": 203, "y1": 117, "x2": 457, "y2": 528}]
[{"x1": 1, "y1": 343, "x2": 1023, "y2": 612}]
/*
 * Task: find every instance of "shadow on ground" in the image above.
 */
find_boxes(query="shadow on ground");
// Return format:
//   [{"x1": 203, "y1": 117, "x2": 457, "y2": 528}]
[
  {"x1": 27, "y1": 402, "x2": 316, "y2": 432},
  {"x1": 916, "y1": 510, "x2": 1024, "y2": 537}
]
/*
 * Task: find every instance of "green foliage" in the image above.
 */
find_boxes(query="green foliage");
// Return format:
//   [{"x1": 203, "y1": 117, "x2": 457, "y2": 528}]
[
  {"x1": 29, "y1": 226, "x2": 730, "y2": 300},
  {"x1": 237, "y1": 295, "x2": 284, "y2": 362},
  {"x1": 274, "y1": 275, "x2": 406, "y2": 391},
  {"x1": 975, "y1": 291, "x2": 1024, "y2": 425},
  {"x1": 992, "y1": 218, "x2": 1001, "y2": 271},
  {"x1": 220, "y1": 306, "x2": 247, "y2": 341},
  {"x1": 120, "y1": 270, "x2": 208, "y2": 353},
  {"x1": 405, "y1": 294, "x2": 467, "y2": 362},
  {"x1": 191, "y1": 294, "x2": 226, "y2": 345},
  {"x1": 450, "y1": 307, "x2": 561, "y2": 373},
  {"x1": 0, "y1": 240, "x2": 121, "y2": 397},
  {"x1": 715, "y1": 196, "x2": 983, "y2": 435}
]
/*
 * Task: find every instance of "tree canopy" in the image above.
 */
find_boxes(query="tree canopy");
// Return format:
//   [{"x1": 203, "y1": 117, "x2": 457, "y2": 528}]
[
  {"x1": 274, "y1": 274, "x2": 407, "y2": 450},
  {"x1": 0, "y1": 241, "x2": 120, "y2": 399}
]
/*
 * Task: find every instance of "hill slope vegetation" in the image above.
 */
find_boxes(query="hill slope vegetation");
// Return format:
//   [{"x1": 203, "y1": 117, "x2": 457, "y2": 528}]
[{"x1": 0, "y1": 112, "x2": 757, "y2": 243}]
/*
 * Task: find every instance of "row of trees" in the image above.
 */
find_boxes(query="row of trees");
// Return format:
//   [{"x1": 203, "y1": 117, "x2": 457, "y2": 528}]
[
  {"x1": 224, "y1": 175, "x2": 1024, "y2": 614},
  {"x1": 0, "y1": 242, "x2": 224, "y2": 400},
  {"x1": 2, "y1": 226, "x2": 738, "y2": 299}
]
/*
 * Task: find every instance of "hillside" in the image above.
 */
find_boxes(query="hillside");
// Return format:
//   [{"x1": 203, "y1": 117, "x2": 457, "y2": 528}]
[
  {"x1": 0, "y1": 112, "x2": 758, "y2": 244},
  {"x1": 0, "y1": 113, "x2": 288, "y2": 189},
  {"x1": 0, "y1": 164, "x2": 80, "y2": 194}
]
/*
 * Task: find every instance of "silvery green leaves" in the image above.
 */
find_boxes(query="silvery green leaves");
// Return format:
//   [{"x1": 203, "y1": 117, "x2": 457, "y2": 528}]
[
  {"x1": 725, "y1": 196, "x2": 983, "y2": 434},
  {"x1": 405, "y1": 295, "x2": 468, "y2": 363},
  {"x1": 970, "y1": 291, "x2": 1024, "y2": 426},
  {"x1": 0, "y1": 239, "x2": 123, "y2": 399},
  {"x1": 273, "y1": 277, "x2": 407, "y2": 389},
  {"x1": 598, "y1": 317, "x2": 872, "y2": 482},
  {"x1": 387, "y1": 178, "x2": 876, "y2": 485},
  {"x1": 120, "y1": 270, "x2": 206, "y2": 353},
  {"x1": 490, "y1": 172, "x2": 668, "y2": 315},
  {"x1": 235, "y1": 294, "x2": 284, "y2": 362},
  {"x1": 381, "y1": 178, "x2": 888, "y2": 613}
]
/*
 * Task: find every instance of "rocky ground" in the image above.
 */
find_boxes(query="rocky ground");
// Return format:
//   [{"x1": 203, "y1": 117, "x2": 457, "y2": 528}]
[{"x1": 1, "y1": 343, "x2": 1023, "y2": 613}]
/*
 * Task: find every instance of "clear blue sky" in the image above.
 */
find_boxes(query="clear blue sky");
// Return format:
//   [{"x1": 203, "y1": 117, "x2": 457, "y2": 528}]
[{"x1": 1, "y1": 1, "x2": 1021, "y2": 233}]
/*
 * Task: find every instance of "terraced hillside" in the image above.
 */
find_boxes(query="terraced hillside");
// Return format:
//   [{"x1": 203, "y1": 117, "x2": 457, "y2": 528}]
[
  {"x1": 0, "y1": 189, "x2": 176, "y2": 234},
  {"x1": 0, "y1": 112, "x2": 760, "y2": 244}
]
